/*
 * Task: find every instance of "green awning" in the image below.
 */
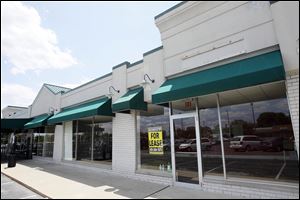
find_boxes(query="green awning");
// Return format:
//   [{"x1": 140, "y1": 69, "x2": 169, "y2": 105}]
[
  {"x1": 24, "y1": 114, "x2": 52, "y2": 129},
  {"x1": 112, "y1": 87, "x2": 147, "y2": 112},
  {"x1": 48, "y1": 97, "x2": 113, "y2": 124},
  {"x1": 152, "y1": 50, "x2": 285, "y2": 104},
  {"x1": 1, "y1": 118, "x2": 32, "y2": 129}
]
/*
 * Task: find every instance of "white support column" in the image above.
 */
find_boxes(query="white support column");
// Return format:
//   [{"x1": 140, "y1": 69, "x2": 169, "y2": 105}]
[
  {"x1": 63, "y1": 121, "x2": 73, "y2": 161},
  {"x1": 136, "y1": 111, "x2": 141, "y2": 169},
  {"x1": 53, "y1": 125, "x2": 63, "y2": 161}
]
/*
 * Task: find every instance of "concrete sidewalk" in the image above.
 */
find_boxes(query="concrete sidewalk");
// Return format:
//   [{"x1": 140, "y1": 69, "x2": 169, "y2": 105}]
[
  {"x1": 1, "y1": 159, "x2": 241, "y2": 199},
  {"x1": 1, "y1": 173, "x2": 46, "y2": 199}
]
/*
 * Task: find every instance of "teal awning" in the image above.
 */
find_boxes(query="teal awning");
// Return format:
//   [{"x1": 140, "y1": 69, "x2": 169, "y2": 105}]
[
  {"x1": 1, "y1": 118, "x2": 32, "y2": 129},
  {"x1": 24, "y1": 114, "x2": 52, "y2": 129},
  {"x1": 152, "y1": 50, "x2": 285, "y2": 104},
  {"x1": 48, "y1": 97, "x2": 113, "y2": 124},
  {"x1": 112, "y1": 87, "x2": 147, "y2": 112}
]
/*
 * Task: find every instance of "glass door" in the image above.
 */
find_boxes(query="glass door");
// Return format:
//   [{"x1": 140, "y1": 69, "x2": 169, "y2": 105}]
[{"x1": 170, "y1": 113, "x2": 202, "y2": 185}]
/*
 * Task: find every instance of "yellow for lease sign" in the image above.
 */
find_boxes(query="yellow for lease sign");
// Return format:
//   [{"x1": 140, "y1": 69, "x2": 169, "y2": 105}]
[{"x1": 148, "y1": 127, "x2": 163, "y2": 155}]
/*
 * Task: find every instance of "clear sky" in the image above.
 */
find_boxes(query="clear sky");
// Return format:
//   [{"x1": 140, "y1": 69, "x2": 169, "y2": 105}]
[{"x1": 1, "y1": 1, "x2": 180, "y2": 114}]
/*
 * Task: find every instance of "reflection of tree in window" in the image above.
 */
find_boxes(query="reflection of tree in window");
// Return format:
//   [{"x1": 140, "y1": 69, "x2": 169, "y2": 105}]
[{"x1": 256, "y1": 112, "x2": 291, "y2": 127}]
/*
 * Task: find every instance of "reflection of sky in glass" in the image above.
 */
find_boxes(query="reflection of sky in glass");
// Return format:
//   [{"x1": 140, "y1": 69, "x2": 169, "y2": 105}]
[
  {"x1": 174, "y1": 117, "x2": 195, "y2": 130},
  {"x1": 221, "y1": 103, "x2": 253, "y2": 124},
  {"x1": 253, "y1": 98, "x2": 290, "y2": 119},
  {"x1": 199, "y1": 108, "x2": 219, "y2": 129},
  {"x1": 139, "y1": 107, "x2": 170, "y2": 135},
  {"x1": 94, "y1": 122, "x2": 112, "y2": 133}
]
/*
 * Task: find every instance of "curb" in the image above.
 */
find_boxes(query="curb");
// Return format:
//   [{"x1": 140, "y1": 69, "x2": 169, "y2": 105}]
[{"x1": 1, "y1": 171, "x2": 51, "y2": 199}]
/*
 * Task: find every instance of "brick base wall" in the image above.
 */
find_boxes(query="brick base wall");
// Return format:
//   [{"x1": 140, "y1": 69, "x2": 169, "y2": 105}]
[
  {"x1": 286, "y1": 74, "x2": 299, "y2": 157},
  {"x1": 112, "y1": 112, "x2": 137, "y2": 174}
]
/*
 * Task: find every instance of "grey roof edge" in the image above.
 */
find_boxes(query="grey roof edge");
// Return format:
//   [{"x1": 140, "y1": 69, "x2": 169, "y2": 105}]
[
  {"x1": 127, "y1": 59, "x2": 143, "y2": 69},
  {"x1": 143, "y1": 46, "x2": 163, "y2": 57},
  {"x1": 154, "y1": 1, "x2": 188, "y2": 20},
  {"x1": 44, "y1": 83, "x2": 71, "y2": 94},
  {"x1": 269, "y1": 1, "x2": 279, "y2": 5},
  {"x1": 6, "y1": 105, "x2": 28, "y2": 109},
  {"x1": 62, "y1": 72, "x2": 113, "y2": 95},
  {"x1": 112, "y1": 61, "x2": 130, "y2": 70}
]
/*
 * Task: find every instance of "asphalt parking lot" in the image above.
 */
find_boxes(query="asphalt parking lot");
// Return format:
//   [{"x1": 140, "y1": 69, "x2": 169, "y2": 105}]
[{"x1": 1, "y1": 173, "x2": 46, "y2": 199}]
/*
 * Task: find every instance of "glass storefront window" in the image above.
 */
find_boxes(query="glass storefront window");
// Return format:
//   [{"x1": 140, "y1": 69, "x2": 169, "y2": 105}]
[
  {"x1": 32, "y1": 126, "x2": 55, "y2": 157},
  {"x1": 93, "y1": 121, "x2": 112, "y2": 163},
  {"x1": 220, "y1": 97, "x2": 299, "y2": 183},
  {"x1": 1, "y1": 129, "x2": 32, "y2": 160},
  {"x1": 71, "y1": 117, "x2": 113, "y2": 164},
  {"x1": 174, "y1": 117, "x2": 199, "y2": 184},
  {"x1": 199, "y1": 106, "x2": 223, "y2": 177},
  {"x1": 137, "y1": 104, "x2": 171, "y2": 175},
  {"x1": 72, "y1": 121, "x2": 77, "y2": 159},
  {"x1": 77, "y1": 119, "x2": 93, "y2": 161}
]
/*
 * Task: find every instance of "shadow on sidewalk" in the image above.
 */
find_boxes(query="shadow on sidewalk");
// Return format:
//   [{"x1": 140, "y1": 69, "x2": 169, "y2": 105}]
[{"x1": 16, "y1": 159, "x2": 168, "y2": 199}]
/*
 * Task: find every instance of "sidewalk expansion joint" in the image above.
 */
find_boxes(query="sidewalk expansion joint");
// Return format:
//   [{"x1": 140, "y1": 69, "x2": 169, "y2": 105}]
[{"x1": 143, "y1": 185, "x2": 170, "y2": 199}]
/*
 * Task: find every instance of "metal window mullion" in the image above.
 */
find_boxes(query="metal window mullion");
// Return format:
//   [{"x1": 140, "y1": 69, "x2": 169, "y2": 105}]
[
  {"x1": 195, "y1": 98, "x2": 203, "y2": 184},
  {"x1": 75, "y1": 120, "x2": 78, "y2": 160},
  {"x1": 91, "y1": 117, "x2": 94, "y2": 161},
  {"x1": 169, "y1": 102, "x2": 176, "y2": 184},
  {"x1": 216, "y1": 94, "x2": 227, "y2": 179}
]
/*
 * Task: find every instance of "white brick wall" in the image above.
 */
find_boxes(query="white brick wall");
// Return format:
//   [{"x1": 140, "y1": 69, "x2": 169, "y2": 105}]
[
  {"x1": 286, "y1": 75, "x2": 299, "y2": 157},
  {"x1": 202, "y1": 182, "x2": 299, "y2": 199},
  {"x1": 112, "y1": 112, "x2": 136, "y2": 174}
]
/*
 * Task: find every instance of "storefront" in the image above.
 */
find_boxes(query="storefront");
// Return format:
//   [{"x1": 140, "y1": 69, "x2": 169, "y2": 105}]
[
  {"x1": 1, "y1": 1, "x2": 298, "y2": 198},
  {"x1": 47, "y1": 97, "x2": 114, "y2": 166},
  {"x1": 1, "y1": 118, "x2": 33, "y2": 160}
]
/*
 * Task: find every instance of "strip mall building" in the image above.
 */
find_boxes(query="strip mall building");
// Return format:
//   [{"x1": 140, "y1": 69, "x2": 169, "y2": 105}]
[{"x1": 1, "y1": 1, "x2": 299, "y2": 199}]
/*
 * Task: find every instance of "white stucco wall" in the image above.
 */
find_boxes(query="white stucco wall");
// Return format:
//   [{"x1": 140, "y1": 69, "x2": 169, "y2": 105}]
[
  {"x1": 61, "y1": 75, "x2": 112, "y2": 108},
  {"x1": 270, "y1": 1, "x2": 299, "y2": 74},
  {"x1": 31, "y1": 86, "x2": 56, "y2": 117},
  {"x1": 2, "y1": 107, "x2": 29, "y2": 119},
  {"x1": 156, "y1": 1, "x2": 279, "y2": 77},
  {"x1": 112, "y1": 63, "x2": 128, "y2": 103},
  {"x1": 127, "y1": 63, "x2": 144, "y2": 89},
  {"x1": 143, "y1": 48, "x2": 165, "y2": 102}
]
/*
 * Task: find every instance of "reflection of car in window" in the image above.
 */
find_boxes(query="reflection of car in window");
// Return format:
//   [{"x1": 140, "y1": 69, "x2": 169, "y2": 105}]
[
  {"x1": 201, "y1": 138, "x2": 212, "y2": 151},
  {"x1": 178, "y1": 139, "x2": 197, "y2": 152},
  {"x1": 230, "y1": 135, "x2": 262, "y2": 151},
  {"x1": 261, "y1": 137, "x2": 283, "y2": 152},
  {"x1": 178, "y1": 138, "x2": 212, "y2": 152}
]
